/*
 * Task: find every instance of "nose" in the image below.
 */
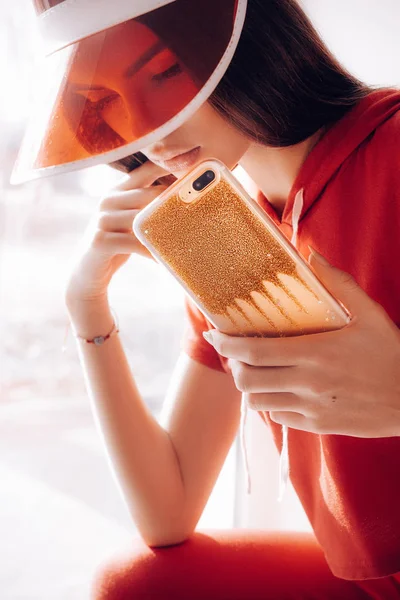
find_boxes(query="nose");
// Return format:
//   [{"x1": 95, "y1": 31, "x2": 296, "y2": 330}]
[
  {"x1": 143, "y1": 141, "x2": 170, "y2": 157},
  {"x1": 127, "y1": 95, "x2": 153, "y2": 139},
  {"x1": 117, "y1": 93, "x2": 152, "y2": 140}
]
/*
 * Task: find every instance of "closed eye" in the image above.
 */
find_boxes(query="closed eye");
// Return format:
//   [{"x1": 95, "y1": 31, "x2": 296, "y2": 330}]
[{"x1": 152, "y1": 62, "x2": 183, "y2": 83}]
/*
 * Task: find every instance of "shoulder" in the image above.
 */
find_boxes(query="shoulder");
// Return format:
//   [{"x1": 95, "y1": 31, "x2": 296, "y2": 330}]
[
  {"x1": 369, "y1": 108, "x2": 400, "y2": 150},
  {"x1": 360, "y1": 108, "x2": 400, "y2": 193}
]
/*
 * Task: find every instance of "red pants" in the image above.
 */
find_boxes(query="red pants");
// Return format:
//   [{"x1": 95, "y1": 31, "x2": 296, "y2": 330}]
[{"x1": 92, "y1": 530, "x2": 400, "y2": 599}]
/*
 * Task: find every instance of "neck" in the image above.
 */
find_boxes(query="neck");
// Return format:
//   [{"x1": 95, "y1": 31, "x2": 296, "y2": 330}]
[{"x1": 238, "y1": 129, "x2": 324, "y2": 217}]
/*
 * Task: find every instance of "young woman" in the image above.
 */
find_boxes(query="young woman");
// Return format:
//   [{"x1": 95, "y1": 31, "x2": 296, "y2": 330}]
[{"x1": 17, "y1": 0, "x2": 400, "y2": 597}]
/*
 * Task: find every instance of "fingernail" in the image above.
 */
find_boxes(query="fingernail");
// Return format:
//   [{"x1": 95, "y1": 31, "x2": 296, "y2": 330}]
[
  {"x1": 308, "y1": 246, "x2": 330, "y2": 266},
  {"x1": 203, "y1": 331, "x2": 214, "y2": 344}
]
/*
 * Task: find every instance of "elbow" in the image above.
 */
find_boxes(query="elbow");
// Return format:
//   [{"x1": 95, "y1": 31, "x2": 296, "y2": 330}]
[
  {"x1": 147, "y1": 536, "x2": 190, "y2": 549},
  {"x1": 129, "y1": 513, "x2": 193, "y2": 549},
  {"x1": 126, "y1": 490, "x2": 191, "y2": 548},
  {"x1": 143, "y1": 508, "x2": 199, "y2": 548},
  {"x1": 143, "y1": 529, "x2": 193, "y2": 549}
]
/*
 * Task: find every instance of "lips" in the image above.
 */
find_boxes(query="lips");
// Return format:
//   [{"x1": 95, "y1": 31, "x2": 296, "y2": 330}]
[{"x1": 152, "y1": 146, "x2": 201, "y2": 172}]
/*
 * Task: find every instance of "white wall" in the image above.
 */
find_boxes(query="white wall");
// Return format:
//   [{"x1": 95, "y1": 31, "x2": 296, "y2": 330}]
[
  {"x1": 300, "y1": 0, "x2": 400, "y2": 86},
  {"x1": 237, "y1": 0, "x2": 400, "y2": 531}
]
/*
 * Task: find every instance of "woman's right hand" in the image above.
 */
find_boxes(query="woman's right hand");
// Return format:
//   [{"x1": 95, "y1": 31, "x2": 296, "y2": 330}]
[{"x1": 65, "y1": 160, "x2": 173, "y2": 306}]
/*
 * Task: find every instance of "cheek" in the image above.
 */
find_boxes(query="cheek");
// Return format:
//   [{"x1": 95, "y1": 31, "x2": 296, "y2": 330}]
[
  {"x1": 102, "y1": 74, "x2": 200, "y2": 139},
  {"x1": 207, "y1": 132, "x2": 250, "y2": 169},
  {"x1": 102, "y1": 97, "x2": 130, "y2": 136},
  {"x1": 149, "y1": 76, "x2": 199, "y2": 118},
  {"x1": 199, "y1": 109, "x2": 251, "y2": 165}
]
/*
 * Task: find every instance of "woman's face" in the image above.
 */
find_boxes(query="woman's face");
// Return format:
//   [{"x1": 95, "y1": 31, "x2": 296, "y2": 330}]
[
  {"x1": 59, "y1": 18, "x2": 250, "y2": 172},
  {"x1": 140, "y1": 101, "x2": 252, "y2": 176},
  {"x1": 59, "y1": 19, "x2": 200, "y2": 159}
]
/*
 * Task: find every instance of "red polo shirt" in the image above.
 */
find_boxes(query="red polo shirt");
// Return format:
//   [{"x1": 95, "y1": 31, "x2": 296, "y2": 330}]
[{"x1": 181, "y1": 88, "x2": 400, "y2": 580}]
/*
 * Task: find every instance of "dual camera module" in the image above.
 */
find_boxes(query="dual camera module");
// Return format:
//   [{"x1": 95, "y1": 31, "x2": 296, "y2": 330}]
[
  {"x1": 178, "y1": 168, "x2": 216, "y2": 204},
  {"x1": 191, "y1": 169, "x2": 215, "y2": 192}
]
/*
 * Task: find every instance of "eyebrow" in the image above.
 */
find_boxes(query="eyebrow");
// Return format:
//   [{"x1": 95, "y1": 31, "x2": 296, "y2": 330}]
[
  {"x1": 123, "y1": 40, "x2": 167, "y2": 78},
  {"x1": 68, "y1": 40, "x2": 168, "y2": 93}
]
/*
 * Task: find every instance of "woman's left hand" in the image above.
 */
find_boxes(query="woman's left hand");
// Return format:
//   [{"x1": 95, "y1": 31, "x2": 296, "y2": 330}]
[{"x1": 203, "y1": 249, "x2": 400, "y2": 438}]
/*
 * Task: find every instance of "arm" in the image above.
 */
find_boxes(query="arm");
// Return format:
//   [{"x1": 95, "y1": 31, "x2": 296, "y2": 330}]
[{"x1": 67, "y1": 296, "x2": 242, "y2": 547}]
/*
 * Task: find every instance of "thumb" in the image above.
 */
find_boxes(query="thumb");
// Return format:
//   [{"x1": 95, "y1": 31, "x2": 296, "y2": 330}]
[{"x1": 307, "y1": 246, "x2": 373, "y2": 318}]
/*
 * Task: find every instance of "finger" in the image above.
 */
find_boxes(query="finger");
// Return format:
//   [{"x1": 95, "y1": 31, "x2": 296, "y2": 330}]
[
  {"x1": 231, "y1": 361, "x2": 307, "y2": 393},
  {"x1": 92, "y1": 230, "x2": 149, "y2": 256},
  {"x1": 114, "y1": 160, "x2": 170, "y2": 191},
  {"x1": 244, "y1": 392, "x2": 303, "y2": 412},
  {"x1": 99, "y1": 187, "x2": 166, "y2": 211},
  {"x1": 98, "y1": 209, "x2": 140, "y2": 233},
  {"x1": 156, "y1": 173, "x2": 178, "y2": 186},
  {"x1": 269, "y1": 411, "x2": 316, "y2": 432},
  {"x1": 307, "y1": 248, "x2": 370, "y2": 319},
  {"x1": 204, "y1": 330, "x2": 330, "y2": 366}
]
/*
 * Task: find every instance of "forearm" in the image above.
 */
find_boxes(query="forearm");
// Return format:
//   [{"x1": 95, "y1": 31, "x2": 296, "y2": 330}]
[{"x1": 66, "y1": 297, "x2": 186, "y2": 546}]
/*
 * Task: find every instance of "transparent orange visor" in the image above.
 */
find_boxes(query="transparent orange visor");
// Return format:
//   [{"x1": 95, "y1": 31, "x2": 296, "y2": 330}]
[{"x1": 12, "y1": 0, "x2": 242, "y2": 183}]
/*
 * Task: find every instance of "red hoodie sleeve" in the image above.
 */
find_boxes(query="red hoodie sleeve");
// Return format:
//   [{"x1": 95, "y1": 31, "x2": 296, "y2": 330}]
[{"x1": 181, "y1": 295, "x2": 228, "y2": 373}]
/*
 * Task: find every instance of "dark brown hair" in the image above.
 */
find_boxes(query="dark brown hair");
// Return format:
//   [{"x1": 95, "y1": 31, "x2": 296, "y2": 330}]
[
  {"x1": 207, "y1": 0, "x2": 372, "y2": 147},
  {"x1": 112, "y1": 0, "x2": 372, "y2": 172}
]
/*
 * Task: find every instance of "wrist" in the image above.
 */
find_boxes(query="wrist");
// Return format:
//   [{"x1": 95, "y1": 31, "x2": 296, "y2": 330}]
[
  {"x1": 75, "y1": 317, "x2": 119, "y2": 346},
  {"x1": 65, "y1": 289, "x2": 109, "y2": 313},
  {"x1": 66, "y1": 297, "x2": 114, "y2": 341}
]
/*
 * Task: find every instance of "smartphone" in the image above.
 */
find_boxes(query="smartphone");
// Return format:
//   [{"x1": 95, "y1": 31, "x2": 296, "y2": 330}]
[{"x1": 133, "y1": 159, "x2": 350, "y2": 337}]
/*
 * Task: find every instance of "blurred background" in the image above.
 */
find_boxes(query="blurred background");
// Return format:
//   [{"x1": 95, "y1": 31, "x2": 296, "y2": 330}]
[{"x1": 1, "y1": 1, "x2": 400, "y2": 598}]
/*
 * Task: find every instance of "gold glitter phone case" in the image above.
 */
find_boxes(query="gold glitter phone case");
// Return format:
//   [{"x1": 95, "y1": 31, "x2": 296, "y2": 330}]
[{"x1": 133, "y1": 159, "x2": 350, "y2": 336}]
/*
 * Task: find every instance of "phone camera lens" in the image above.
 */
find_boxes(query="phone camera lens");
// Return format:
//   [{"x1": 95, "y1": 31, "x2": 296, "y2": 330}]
[
  {"x1": 193, "y1": 180, "x2": 203, "y2": 191},
  {"x1": 192, "y1": 170, "x2": 215, "y2": 192}
]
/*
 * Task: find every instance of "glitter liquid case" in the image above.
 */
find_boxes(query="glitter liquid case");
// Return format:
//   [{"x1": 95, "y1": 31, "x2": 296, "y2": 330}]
[{"x1": 133, "y1": 159, "x2": 350, "y2": 336}]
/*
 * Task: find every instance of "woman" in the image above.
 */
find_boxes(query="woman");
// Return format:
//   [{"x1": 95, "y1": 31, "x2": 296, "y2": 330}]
[{"x1": 17, "y1": 0, "x2": 400, "y2": 597}]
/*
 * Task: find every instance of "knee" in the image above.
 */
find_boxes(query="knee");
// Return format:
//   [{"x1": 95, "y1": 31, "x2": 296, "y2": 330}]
[
  {"x1": 92, "y1": 556, "x2": 140, "y2": 600},
  {"x1": 91, "y1": 537, "x2": 190, "y2": 600}
]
